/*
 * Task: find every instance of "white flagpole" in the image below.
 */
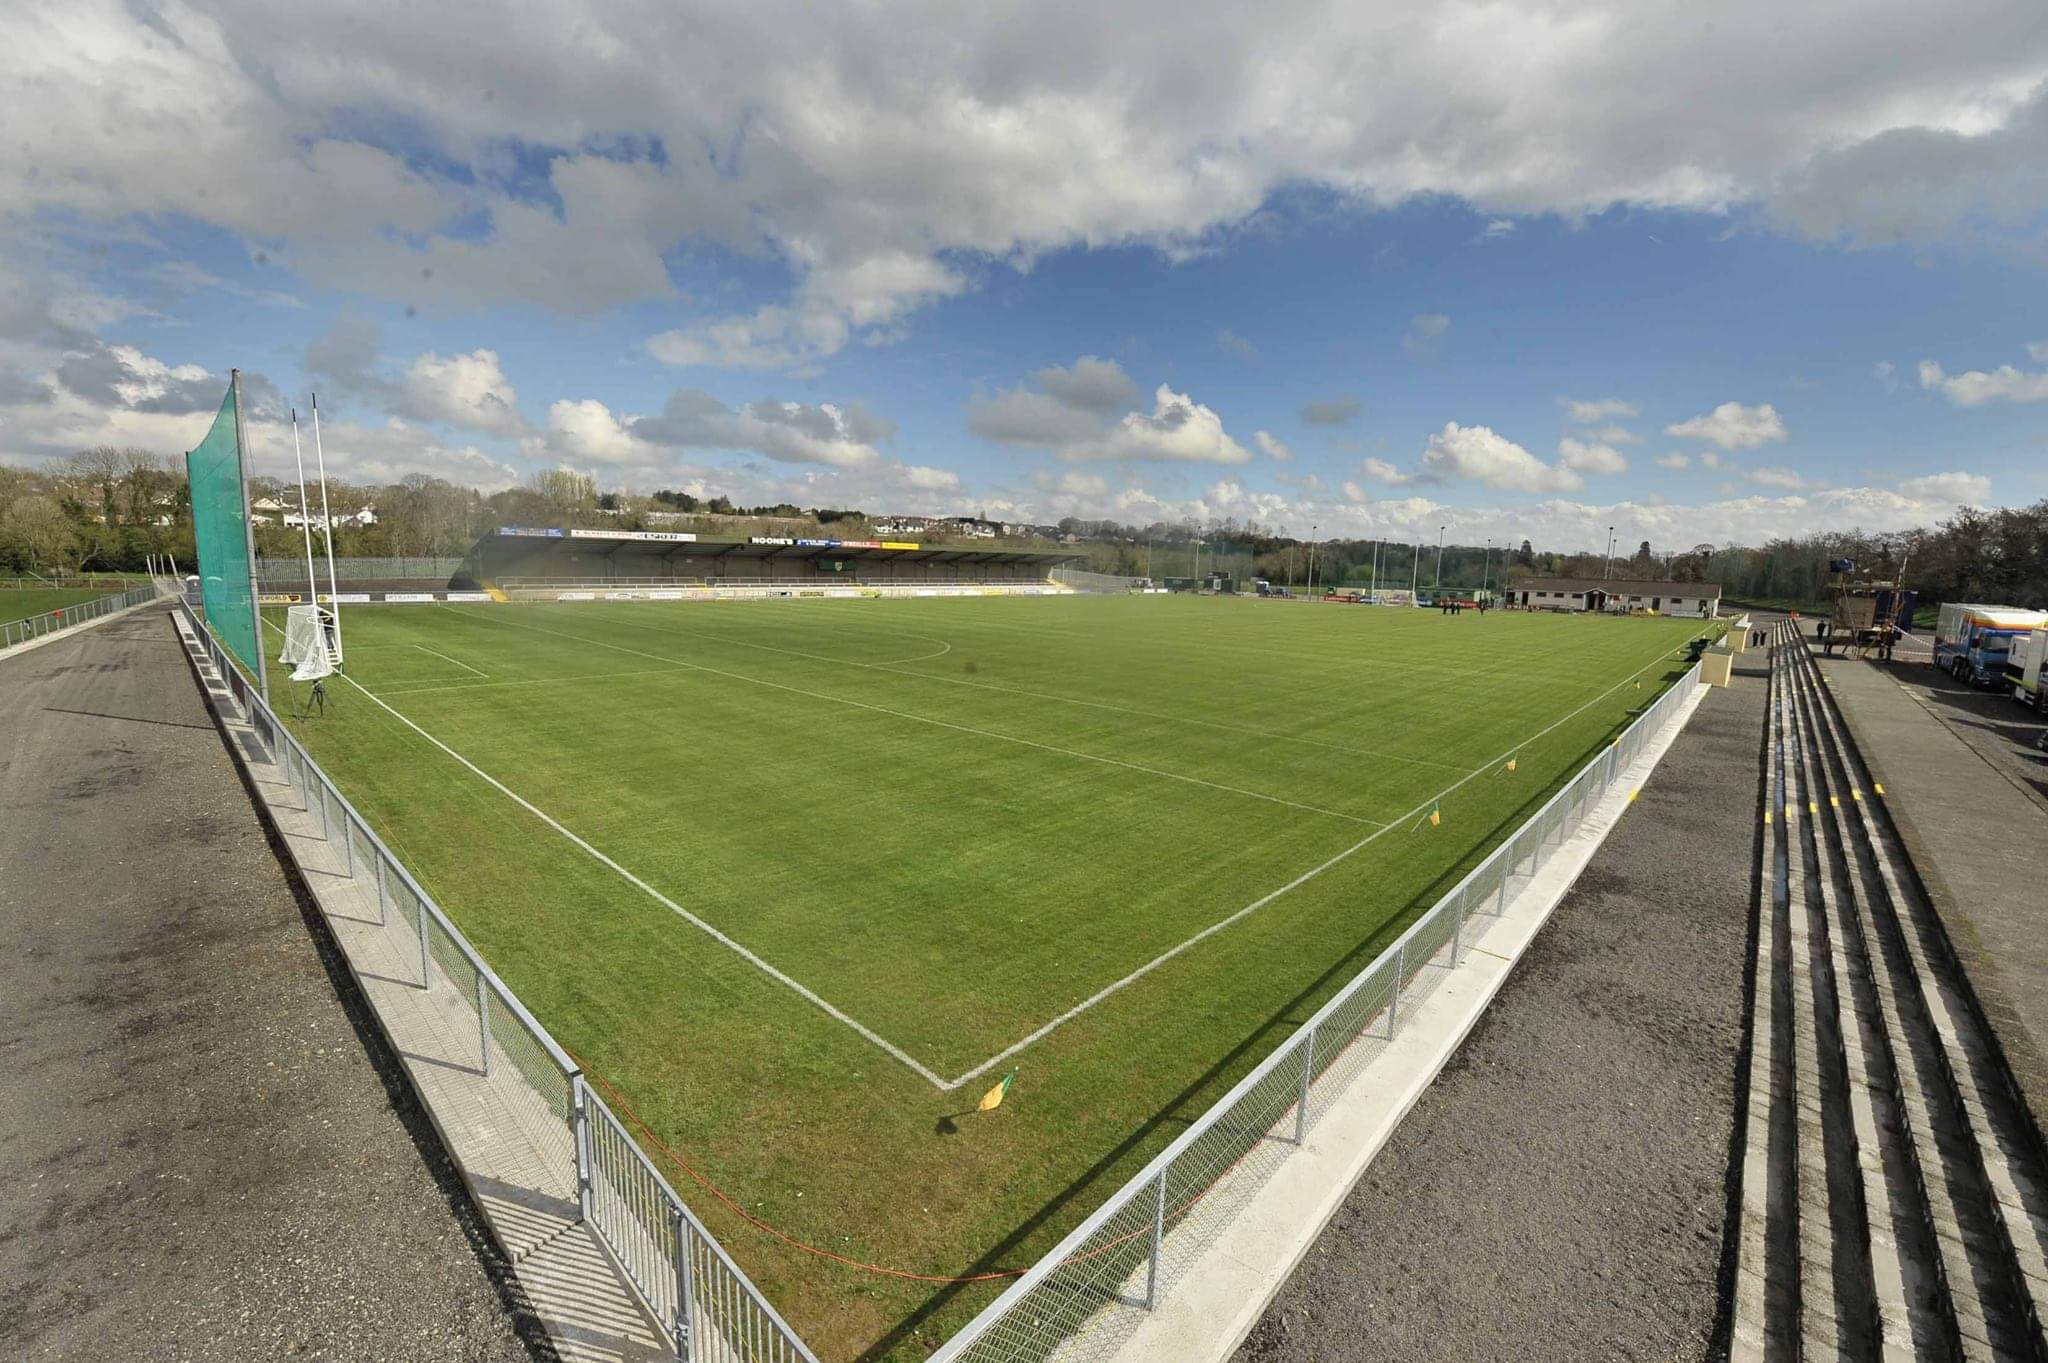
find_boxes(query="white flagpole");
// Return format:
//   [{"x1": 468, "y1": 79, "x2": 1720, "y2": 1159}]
[
  {"x1": 291, "y1": 409, "x2": 319, "y2": 618},
  {"x1": 310, "y1": 394, "x2": 341, "y2": 659}
]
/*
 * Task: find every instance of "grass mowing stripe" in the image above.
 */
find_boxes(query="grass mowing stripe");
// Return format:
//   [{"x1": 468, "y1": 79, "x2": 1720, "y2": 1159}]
[
  {"x1": 942, "y1": 624, "x2": 1699, "y2": 1086},
  {"x1": 580, "y1": 605, "x2": 1476, "y2": 777},
  {"x1": 444, "y1": 605, "x2": 1390, "y2": 827},
  {"x1": 329, "y1": 663, "x2": 957, "y2": 1089},
  {"x1": 376, "y1": 662, "x2": 697, "y2": 696}
]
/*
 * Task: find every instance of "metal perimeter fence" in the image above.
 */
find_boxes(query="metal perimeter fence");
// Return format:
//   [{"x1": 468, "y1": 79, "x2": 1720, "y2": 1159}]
[
  {"x1": 930, "y1": 658, "x2": 1704, "y2": 1363},
  {"x1": 254, "y1": 556, "x2": 465, "y2": 585},
  {"x1": 1, "y1": 581, "x2": 165, "y2": 652},
  {"x1": 1051, "y1": 567, "x2": 1148, "y2": 593},
  {"x1": 177, "y1": 599, "x2": 818, "y2": 1363}
]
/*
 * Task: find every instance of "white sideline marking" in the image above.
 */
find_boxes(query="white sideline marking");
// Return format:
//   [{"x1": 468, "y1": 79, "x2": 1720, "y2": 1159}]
[
  {"x1": 415, "y1": 644, "x2": 487, "y2": 677},
  {"x1": 941, "y1": 630, "x2": 1699, "y2": 1087},
  {"x1": 331, "y1": 665, "x2": 957, "y2": 1091},
  {"x1": 441, "y1": 607, "x2": 1385, "y2": 827},
  {"x1": 586, "y1": 609, "x2": 1472, "y2": 776}
]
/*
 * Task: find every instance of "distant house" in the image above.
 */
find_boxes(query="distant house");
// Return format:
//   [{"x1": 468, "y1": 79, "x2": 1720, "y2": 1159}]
[
  {"x1": 251, "y1": 496, "x2": 285, "y2": 514},
  {"x1": 1509, "y1": 576, "x2": 1722, "y2": 618}
]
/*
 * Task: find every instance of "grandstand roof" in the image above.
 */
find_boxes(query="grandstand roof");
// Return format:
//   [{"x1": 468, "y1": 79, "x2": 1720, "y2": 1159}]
[{"x1": 475, "y1": 526, "x2": 1081, "y2": 568}]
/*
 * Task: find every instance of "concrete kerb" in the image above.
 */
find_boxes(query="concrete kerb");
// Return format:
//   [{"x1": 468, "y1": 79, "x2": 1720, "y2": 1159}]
[
  {"x1": 0, "y1": 589, "x2": 166, "y2": 660},
  {"x1": 167, "y1": 608, "x2": 671, "y2": 1363},
  {"x1": 1105, "y1": 674, "x2": 1713, "y2": 1363}
]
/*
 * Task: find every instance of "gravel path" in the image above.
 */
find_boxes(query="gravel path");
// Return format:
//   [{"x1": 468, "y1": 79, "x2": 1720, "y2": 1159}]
[
  {"x1": 0, "y1": 608, "x2": 546, "y2": 1363},
  {"x1": 1235, "y1": 666, "x2": 1766, "y2": 1363}
]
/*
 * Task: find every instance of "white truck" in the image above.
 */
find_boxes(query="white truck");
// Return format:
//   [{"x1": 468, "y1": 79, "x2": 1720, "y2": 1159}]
[
  {"x1": 1934, "y1": 603, "x2": 2048, "y2": 688},
  {"x1": 2008, "y1": 626, "x2": 2048, "y2": 715}
]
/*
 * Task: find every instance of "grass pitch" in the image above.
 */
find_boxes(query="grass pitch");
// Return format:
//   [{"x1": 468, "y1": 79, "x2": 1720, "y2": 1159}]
[
  {"x1": 0, "y1": 587, "x2": 123, "y2": 627},
  {"x1": 267, "y1": 595, "x2": 1708, "y2": 1357}
]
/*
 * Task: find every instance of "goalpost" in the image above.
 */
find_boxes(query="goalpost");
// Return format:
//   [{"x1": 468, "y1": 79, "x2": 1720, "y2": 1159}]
[{"x1": 280, "y1": 604, "x2": 338, "y2": 681}]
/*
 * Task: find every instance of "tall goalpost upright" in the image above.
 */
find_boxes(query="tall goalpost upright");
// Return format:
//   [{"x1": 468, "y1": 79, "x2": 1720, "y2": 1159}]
[{"x1": 278, "y1": 404, "x2": 341, "y2": 684}]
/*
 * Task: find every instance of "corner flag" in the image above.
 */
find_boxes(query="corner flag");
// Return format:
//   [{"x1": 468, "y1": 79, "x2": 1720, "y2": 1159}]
[
  {"x1": 978, "y1": 1068, "x2": 1018, "y2": 1112},
  {"x1": 1505, "y1": 756, "x2": 1518, "y2": 773},
  {"x1": 1428, "y1": 802, "x2": 1441, "y2": 827}
]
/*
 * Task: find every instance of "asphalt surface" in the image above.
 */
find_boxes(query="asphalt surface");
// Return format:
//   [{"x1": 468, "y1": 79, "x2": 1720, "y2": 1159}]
[
  {"x1": 1236, "y1": 666, "x2": 1766, "y2": 1363},
  {"x1": 0, "y1": 607, "x2": 545, "y2": 1362}
]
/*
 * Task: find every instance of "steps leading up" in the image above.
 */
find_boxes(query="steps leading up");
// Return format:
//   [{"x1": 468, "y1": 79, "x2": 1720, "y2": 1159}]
[{"x1": 1731, "y1": 623, "x2": 2048, "y2": 1361}]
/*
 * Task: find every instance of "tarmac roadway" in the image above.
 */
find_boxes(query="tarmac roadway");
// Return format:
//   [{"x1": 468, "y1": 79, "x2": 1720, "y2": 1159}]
[{"x1": 0, "y1": 606, "x2": 540, "y2": 1362}]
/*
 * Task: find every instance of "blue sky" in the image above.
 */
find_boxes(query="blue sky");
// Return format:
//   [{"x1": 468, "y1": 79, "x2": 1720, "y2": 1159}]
[{"x1": 5, "y1": 1, "x2": 2046, "y2": 551}]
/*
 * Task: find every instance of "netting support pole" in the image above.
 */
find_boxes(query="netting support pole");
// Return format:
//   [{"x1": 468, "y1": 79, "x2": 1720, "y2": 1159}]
[
  {"x1": 1294, "y1": 1028, "x2": 1316, "y2": 1145},
  {"x1": 670, "y1": 1204, "x2": 694, "y2": 1361},
  {"x1": 477, "y1": 976, "x2": 492, "y2": 1078},
  {"x1": 1451, "y1": 889, "x2": 1467, "y2": 966},
  {"x1": 374, "y1": 850, "x2": 388, "y2": 927},
  {"x1": 1144, "y1": 1171, "x2": 1166, "y2": 1309},
  {"x1": 228, "y1": 369, "x2": 270, "y2": 701}
]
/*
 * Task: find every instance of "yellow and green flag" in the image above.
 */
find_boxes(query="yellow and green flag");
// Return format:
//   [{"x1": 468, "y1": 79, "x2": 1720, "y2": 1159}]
[
  {"x1": 978, "y1": 1068, "x2": 1018, "y2": 1112},
  {"x1": 1428, "y1": 802, "x2": 1441, "y2": 828}
]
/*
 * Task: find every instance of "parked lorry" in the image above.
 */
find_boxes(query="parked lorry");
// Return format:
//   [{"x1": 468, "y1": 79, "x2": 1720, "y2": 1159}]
[
  {"x1": 2007, "y1": 626, "x2": 2048, "y2": 714},
  {"x1": 1934, "y1": 603, "x2": 2048, "y2": 687}
]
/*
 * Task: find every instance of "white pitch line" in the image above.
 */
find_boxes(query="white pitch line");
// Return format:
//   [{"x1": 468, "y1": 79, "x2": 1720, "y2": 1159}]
[
  {"x1": 583, "y1": 608, "x2": 1473, "y2": 776},
  {"x1": 376, "y1": 663, "x2": 696, "y2": 697},
  {"x1": 941, "y1": 629, "x2": 1700, "y2": 1088},
  {"x1": 442, "y1": 606, "x2": 1385, "y2": 827},
  {"x1": 415, "y1": 644, "x2": 487, "y2": 678},
  {"x1": 327, "y1": 665, "x2": 956, "y2": 1091}
]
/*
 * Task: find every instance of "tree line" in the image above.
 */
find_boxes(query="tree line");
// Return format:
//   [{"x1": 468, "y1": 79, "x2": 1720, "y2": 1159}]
[{"x1": 5, "y1": 449, "x2": 2042, "y2": 612}]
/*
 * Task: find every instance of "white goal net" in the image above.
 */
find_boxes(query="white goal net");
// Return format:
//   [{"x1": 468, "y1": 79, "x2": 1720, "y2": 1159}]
[{"x1": 280, "y1": 603, "x2": 339, "y2": 681}]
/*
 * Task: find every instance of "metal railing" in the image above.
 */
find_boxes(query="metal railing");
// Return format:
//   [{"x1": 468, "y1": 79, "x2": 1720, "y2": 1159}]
[
  {"x1": 1051, "y1": 567, "x2": 1148, "y2": 593},
  {"x1": 1, "y1": 581, "x2": 164, "y2": 651},
  {"x1": 177, "y1": 599, "x2": 820, "y2": 1363},
  {"x1": 931, "y1": 659, "x2": 1704, "y2": 1363},
  {"x1": 254, "y1": 556, "x2": 464, "y2": 584}
]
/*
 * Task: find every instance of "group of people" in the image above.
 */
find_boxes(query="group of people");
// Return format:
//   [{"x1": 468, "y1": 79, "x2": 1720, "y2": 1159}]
[
  {"x1": 1814, "y1": 617, "x2": 1902, "y2": 661},
  {"x1": 1436, "y1": 598, "x2": 1487, "y2": 616}
]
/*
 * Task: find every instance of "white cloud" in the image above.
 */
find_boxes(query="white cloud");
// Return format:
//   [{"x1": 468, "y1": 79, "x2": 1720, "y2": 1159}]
[
  {"x1": 1060, "y1": 385, "x2": 1252, "y2": 464},
  {"x1": 1255, "y1": 430, "x2": 1293, "y2": 461},
  {"x1": 1655, "y1": 451, "x2": 1691, "y2": 470},
  {"x1": 1557, "y1": 436, "x2": 1629, "y2": 475},
  {"x1": 1561, "y1": 397, "x2": 1639, "y2": 423},
  {"x1": 1699, "y1": 451, "x2": 1724, "y2": 469},
  {"x1": 3, "y1": 0, "x2": 2045, "y2": 362},
  {"x1": 1216, "y1": 328, "x2": 1257, "y2": 360},
  {"x1": 534, "y1": 398, "x2": 650, "y2": 465},
  {"x1": 1897, "y1": 470, "x2": 1991, "y2": 502},
  {"x1": 1582, "y1": 423, "x2": 1639, "y2": 445},
  {"x1": 968, "y1": 356, "x2": 1137, "y2": 445},
  {"x1": 1418, "y1": 422, "x2": 1580, "y2": 492},
  {"x1": 1747, "y1": 466, "x2": 1810, "y2": 490},
  {"x1": 1357, "y1": 456, "x2": 1418, "y2": 487},
  {"x1": 1666, "y1": 401, "x2": 1788, "y2": 449},
  {"x1": 1476, "y1": 218, "x2": 1516, "y2": 241},
  {"x1": 2030, "y1": 342, "x2": 2048, "y2": 363},
  {"x1": 398, "y1": 349, "x2": 525, "y2": 435},
  {"x1": 1402, "y1": 313, "x2": 1451, "y2": 355},
  {"x1": 1917, "y1": 355, "x2": 2048, "y2": 405},
  {"x1": 1873, "y1": 360, "x2": 1898, "y2": 390},
  {"x1": 632, "y1": 390, "x2": 892, "y2": 468}
]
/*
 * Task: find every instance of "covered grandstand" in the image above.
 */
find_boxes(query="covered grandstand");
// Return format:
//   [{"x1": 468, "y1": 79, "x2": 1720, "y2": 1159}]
[{"x1": 454, "y1": 527, "x2": 1082, "y2": 600}]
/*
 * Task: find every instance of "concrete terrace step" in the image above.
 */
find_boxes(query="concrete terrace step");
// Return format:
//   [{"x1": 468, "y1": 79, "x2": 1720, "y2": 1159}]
[{"x1": 1731, "y1": 619, "x2": 2048, "y2": 1362}]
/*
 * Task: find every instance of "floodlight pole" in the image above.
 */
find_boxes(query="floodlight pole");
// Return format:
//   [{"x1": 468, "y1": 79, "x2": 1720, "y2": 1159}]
[
  {"x1": 1371, "y1": 539, "x2": 1380, "y2": 601},
  {"x1": 1434, "y1": 525, "x2": 1445, "y2": 592},
  {"x1": 1307, "y1": 524, "x2": 1318, "y2": 598},
  {"x1": 1604, "y1": 526, "x2": 1615, "y2": 580},
  {"x1": 1483, "y1": 538, "x2": 1492, "y2": 598},
  {"x1": 229, "y1": 369, "x2": 270, "y2": 701},
  {"x1": 1409, "y1": 541, "x2": 1421, "y2": 597}
]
